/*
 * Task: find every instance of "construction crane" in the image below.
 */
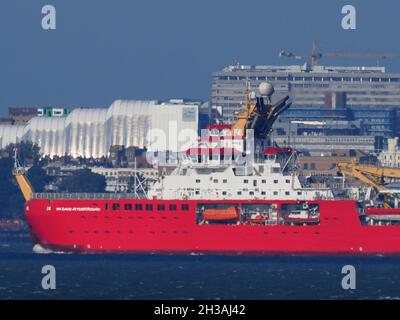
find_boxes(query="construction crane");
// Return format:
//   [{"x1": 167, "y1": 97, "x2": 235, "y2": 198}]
[{"x1": 279, "y1": 40, "x2": 400, "y2": 67}]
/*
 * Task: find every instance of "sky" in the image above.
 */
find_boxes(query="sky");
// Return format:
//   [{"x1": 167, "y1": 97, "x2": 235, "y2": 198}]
[{"x1": 0, "y1": 0, "x2": 399, "y2": 115}]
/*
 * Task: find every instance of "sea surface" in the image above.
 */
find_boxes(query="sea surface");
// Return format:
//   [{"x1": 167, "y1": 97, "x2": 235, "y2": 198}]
[{"x1": 1, "y1": 235, "x2": 400, "y2": 300}]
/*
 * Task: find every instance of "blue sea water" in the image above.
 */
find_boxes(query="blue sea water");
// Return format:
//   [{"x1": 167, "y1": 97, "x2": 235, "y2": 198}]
[{"x1": 1, "y1": 236, "x2": 400, "y2": 300}]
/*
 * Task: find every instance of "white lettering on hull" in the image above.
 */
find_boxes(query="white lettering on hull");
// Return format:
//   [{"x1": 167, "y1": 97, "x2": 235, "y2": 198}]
[{"x1": 55, "y1": 207, "x2": 101, "y2": 212}]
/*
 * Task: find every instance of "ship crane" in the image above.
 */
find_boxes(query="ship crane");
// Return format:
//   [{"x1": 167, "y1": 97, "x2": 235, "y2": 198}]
[
  {"x1": 337, "y1": 161, "x2": 400, "y2": 208},
  {"x1": 12, "y1": 148, "x2": 34, "y2": 201},
  {"x1": 279, "y1": 40, "x2": 400, "y2": 67},
  {"x1": 231, "y1": 82, "x2": 291, "y2": 139},
  {"x1": 337, "y1": 161, "x2": 400, "y2": 191}
]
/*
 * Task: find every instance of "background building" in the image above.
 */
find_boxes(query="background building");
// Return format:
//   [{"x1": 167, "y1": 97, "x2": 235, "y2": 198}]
[
  {"x1": 271, "y1": 104, "x2": 395, "y2": 153},
  {"x1": 37, "y1": 107, "x2": 72, "y2": 117},
  {"x1": 273, "y1": 135, "x2": 377, "y2": 154},
  {"x1": 6, "y1": 107, "x2": 37, "y2": 125},
  {"x1": 379, "y1": 137, "x2": 400, "y2": 168},
  {"x1": 212, "y1": 64, "x2": 400, "y2": 123}
]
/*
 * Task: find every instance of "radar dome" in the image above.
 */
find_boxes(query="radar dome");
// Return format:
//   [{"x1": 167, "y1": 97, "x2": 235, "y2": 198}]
[{"x1": 259, "y1": 82, "x2": 274, "y2": 97}]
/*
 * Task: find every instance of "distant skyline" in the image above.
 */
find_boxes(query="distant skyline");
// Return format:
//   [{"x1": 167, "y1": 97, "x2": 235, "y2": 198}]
[{"x1": 1, "y1": 0, "x2": 400, "y2": 115}]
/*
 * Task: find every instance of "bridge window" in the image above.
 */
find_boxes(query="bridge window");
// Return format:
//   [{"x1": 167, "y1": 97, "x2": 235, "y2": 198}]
[
  {"x1": 181, "y1": 204, "x2": 190, "y2": 211},
  {"x1": 169, "y1": 204, "x2": 177, "y2": 211},
  {"x1": 135, "y1": 204, "x2": 143, "y2": 211},
  {"x1": 157, "y1": 204, "x2": 165, "y2": 211},
  {"x1": 112, "y1": 203, "x2": 120, "y2": 211},
  {"x1": 146, "y1": 204, "x2": 153, "y2": 211},
  {"x1": 105, "y1": 203, "x2": 109, "y2": 210}
]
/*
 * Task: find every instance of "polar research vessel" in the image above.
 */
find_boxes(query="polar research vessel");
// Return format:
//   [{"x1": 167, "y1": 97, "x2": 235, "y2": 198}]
[{"x1": 13, "y1": 82, "x2": 400, "y2": 255}]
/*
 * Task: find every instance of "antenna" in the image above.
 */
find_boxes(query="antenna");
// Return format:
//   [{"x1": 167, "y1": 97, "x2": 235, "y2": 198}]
[{"x1": 245, "y1": 81, "x2": 251, "y2": 106}]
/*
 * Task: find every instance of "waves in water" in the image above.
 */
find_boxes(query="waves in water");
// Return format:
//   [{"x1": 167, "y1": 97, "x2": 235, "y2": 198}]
[
  {"x1": 1, "y1": 239, "x2": 400, "y2": 300},
  {"x1": 32, "y1": 244, "x2": 54, "y2": 254}
]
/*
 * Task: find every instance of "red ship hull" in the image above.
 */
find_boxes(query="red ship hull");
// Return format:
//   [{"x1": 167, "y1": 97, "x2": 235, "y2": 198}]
[{"x1": 24, "y1": 198, "x2": 400, "y2": 255}]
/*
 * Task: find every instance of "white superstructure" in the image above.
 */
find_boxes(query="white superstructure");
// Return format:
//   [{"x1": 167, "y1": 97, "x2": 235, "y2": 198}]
[
  {"x1": 148, "y1": 81, "x2": 333, "y2": 202},
  {"x1": 148, "y1": 159, "x2": 333, "y2": 201}
]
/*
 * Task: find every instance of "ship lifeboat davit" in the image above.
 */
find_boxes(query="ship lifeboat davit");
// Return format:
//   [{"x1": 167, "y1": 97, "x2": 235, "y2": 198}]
[{"x1": 203, "y1": 206, "x2": 241, "y2": 221}]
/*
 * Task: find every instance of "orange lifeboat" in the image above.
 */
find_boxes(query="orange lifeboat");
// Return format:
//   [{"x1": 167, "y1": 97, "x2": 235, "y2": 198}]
[{"x1": 203, "y1": 206, "x2": 240, "y2": 221}]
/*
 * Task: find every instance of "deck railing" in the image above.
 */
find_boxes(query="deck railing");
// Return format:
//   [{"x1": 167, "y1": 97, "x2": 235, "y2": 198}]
[{"x1": 31, "y1": 193, "x2": 145, "y2": 200}]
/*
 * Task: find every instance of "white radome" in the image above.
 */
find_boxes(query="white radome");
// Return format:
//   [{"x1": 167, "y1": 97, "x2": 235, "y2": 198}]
[{"x1": 259, "y1": 82, "x2": 274, "y2": 97}]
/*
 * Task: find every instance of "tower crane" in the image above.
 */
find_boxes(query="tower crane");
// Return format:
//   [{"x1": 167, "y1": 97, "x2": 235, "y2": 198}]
[{"x1": 279, "y1": 40, "x2": 400, "y2": 67}]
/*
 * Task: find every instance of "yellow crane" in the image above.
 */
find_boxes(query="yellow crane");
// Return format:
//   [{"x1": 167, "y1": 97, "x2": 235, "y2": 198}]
[
  {"x1": 230, "y1": 88, "x2": 257, "y2": 136},
  {"x1": 337, "y1": 160, "x2": 400, "y2": 208},
  {"x1": 337, "y1": 160, "x2": 400, "y2": 191},
  {"x1": 12, "y1": 149, "x2": 34, "y2": 201},
  {"x1": 230, "y1": 83, "x2": 291, "y2": 139}
]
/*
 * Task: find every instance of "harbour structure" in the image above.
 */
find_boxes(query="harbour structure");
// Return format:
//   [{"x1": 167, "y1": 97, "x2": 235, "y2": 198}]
[{"x1": 0, "y1": 100, "x2": 199, "y2": 158}]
